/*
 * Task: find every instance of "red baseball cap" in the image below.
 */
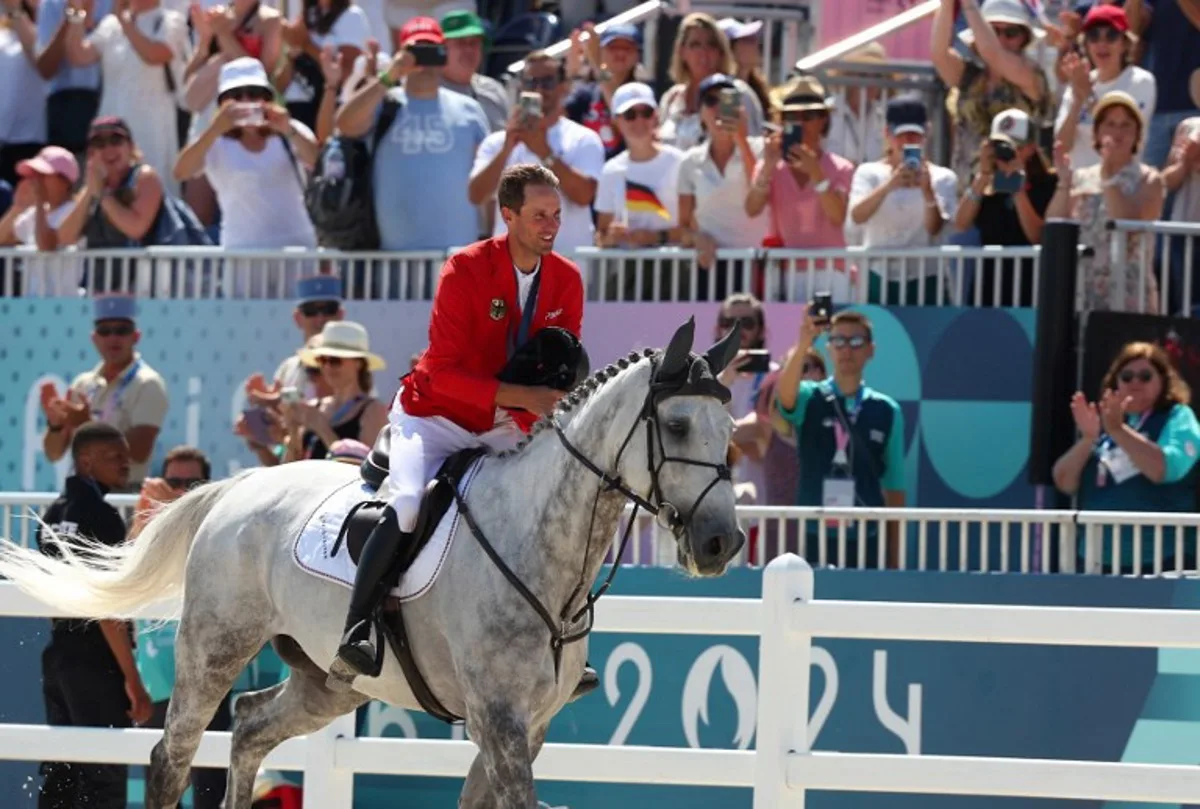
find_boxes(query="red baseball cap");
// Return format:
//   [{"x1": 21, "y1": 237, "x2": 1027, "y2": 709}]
[
  {"x1": 399, "y1": 16, "x2": 445, "y2": 46},
  {"x1": 1082, "y1": 4, "x2": 1129, "y2": 33}
]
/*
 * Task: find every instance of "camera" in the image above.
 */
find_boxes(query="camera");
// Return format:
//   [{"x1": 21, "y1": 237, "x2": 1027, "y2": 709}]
[
  {"x1": 991, "y1": 139, "x2": 1017, "y2": 163},
  {"x1": 409, "y1": 41, "x2": 447, "y2": 67}
]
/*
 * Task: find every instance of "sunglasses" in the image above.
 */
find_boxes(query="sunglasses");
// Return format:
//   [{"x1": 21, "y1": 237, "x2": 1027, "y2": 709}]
[
  {"x1": 1119, "y1": 368, "x2": 1155, "y2": 384},
  {"x1": 801, "y1": 362, "x2": 823, "y2": 375},
  {"x1": 700, "y1": 93, "x2": 725, "y2": 108},
  {"x1": 620, "y1": 106, "x2": 655, "y2": 121},
  {"x1": 521, "y1": 76, "x2": 559, "y2": 91},
  {"x1": 95, "y1": 323, "x2": 134, "y2": 337},
  {"x1": 89, "y1": 133, "x2": 128, "y2": 149},
  {"x1": 299, "y1": 300, "x2": 340, "y2": 318},
  {"x1": 166, "y1": 477, "x2": 206, "y2": 490},
  {"x1": 993, "y1": 25, "x2": 1027, "y2": 39},
  {"x1": 1085, "y1": 26, "x2": 1122, "y2": 43},
  {"x1": 717, "y1": 316, "x2": 757, "y2": 329},
  {"x1": 828, "y1": 335, "x2": 869, "y2": 349},
  {"x1": 318, "y1": 356, "x2": 344, "y2": 367},
  {"x1": 222, "y1": 88, "x2": 273, "y2": 103}
]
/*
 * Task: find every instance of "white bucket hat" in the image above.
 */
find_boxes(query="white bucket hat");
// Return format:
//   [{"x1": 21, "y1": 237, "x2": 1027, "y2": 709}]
[
  {"x1": 299, "y1": 321, "x2": 387, "y2": 371},
  {"x1": 959, "y1": 0, "x2": 1044, "y2": 47}
]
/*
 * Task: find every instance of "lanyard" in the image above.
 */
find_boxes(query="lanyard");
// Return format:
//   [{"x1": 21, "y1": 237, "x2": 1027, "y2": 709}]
[
  {"x1": 828, "y1": 381, "x2": 864, "y2": 469},
  {"x1": 1098, "y1": 410, "x2": 1151, "y2": 452},
  {"x1": 508, "y1": 267, "x2": 542, "y2": 359},
  {"x1": 1095, "y1": 410, "x2": 1151, "y2": 487},
  {"x1": 96, "y1": 359, "x2": 141, "y2": 423},
  {"x1": 329, "y1": 395, "x2": 365, "y2": 425}
]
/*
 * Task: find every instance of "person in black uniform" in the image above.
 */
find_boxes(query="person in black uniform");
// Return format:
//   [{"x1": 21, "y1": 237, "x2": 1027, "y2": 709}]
[{"x1": 37, "y1": 421, "x2": 153, "y2": 809}]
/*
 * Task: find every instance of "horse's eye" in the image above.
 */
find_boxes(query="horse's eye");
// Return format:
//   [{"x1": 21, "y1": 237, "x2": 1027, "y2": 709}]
[{"x1": 666, "y1": 418, "x2": 689, "y2": 437}]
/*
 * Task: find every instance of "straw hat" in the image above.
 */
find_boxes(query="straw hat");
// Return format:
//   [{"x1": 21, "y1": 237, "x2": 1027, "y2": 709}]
[
  {"x1": 299, "y1": 321, "x2": 387, "y2": 371},
  {"x1": 1091, "y1": 90, "x2": 1146, "y2": 133}
]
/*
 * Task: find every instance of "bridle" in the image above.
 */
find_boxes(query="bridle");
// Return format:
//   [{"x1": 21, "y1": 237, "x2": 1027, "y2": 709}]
[{"x1": 452, "y1": 355, "x2": 733, "y2": 676}]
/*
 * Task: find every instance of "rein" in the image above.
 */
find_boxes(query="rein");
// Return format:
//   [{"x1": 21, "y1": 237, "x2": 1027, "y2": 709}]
[{"x1": 451, "y1": 358, "x2": 732, "y2": 678}]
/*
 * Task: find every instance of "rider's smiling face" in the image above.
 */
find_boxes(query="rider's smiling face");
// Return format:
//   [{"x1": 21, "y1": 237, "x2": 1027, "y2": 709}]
[{"x1": 503, "y1": 184, "x2": 562, "y2": 257}]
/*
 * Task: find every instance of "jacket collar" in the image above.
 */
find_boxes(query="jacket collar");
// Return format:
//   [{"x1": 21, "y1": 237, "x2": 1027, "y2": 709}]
[{"x1": 65, "y1": 474, "x2": 111, "y2": 500}]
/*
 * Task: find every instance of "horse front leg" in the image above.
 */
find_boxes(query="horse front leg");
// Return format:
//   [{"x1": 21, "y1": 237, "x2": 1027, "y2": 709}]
[{"x1": 459, "y1": 701, "x2": 539, "y2": 809}]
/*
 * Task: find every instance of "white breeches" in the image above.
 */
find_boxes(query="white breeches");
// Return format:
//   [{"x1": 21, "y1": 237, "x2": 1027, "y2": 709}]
[{"x1": 385, "y1": 400, "x2": 523, "y2": 532}]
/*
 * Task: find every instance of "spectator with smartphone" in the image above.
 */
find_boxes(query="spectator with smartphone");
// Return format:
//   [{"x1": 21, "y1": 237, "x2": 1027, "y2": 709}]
[
  {"x1": 173, "y1": 57, "x2": 319, "y2": 283},
  {"x1": 469, "y1": 49, "x2": 605, "y2": 253},
  {"x1": 846, "y1": 94, "x2": 957, "y2": 304},
  {"x1": 711, "y1": 294, "x2": 778, "y2": 507},
  {"x1": 35, "y1": 423, "x2": 152, "y2": 809},
  {"x1": 746, "y1": 75, "x2": 855, "y2": 301},
  {"x1": 1056, "y1": 6, "x2": 1155, "y2": 171},
  {"x1": 656, "y1": 12, "x2": 763, "y2": 150},
  {"x1": 564, "y1": 22, "x2": 645, "y2": 160},
  {"x1": 41, "y1": 295, "x2": 169, "y2": 492},
  {"x1": 954, "y1": 108, "x2": 1057, "y2": 306},
  {"x1": 1046, "y1": 91, "x2": 1163, "y2": 312},
  {"x1": 775, "y1": 305, "x2": 906, "y2": 569},
  {"x1": 337, "y1": 17, "x2": 489, "y2": 256},
  {"x1": 281, "y1": 320, "x2": 389, "y2": 462},
  {"x1": 130, "y1": 445, "x2": 230, "y2": 809},
  {"x1": 677, "y1": 72, "x2": 768, "y2": 296}
]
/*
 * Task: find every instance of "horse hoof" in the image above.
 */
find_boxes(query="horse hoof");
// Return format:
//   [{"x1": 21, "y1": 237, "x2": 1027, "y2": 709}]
[{"x1": 325, "y1": 658, "x2": 358, "y2": 693}]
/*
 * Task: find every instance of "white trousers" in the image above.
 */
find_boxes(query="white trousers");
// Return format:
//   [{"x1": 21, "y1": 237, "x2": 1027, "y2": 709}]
[{"x1": 385, "y1": 401, "x2": 523, "y2": 532}]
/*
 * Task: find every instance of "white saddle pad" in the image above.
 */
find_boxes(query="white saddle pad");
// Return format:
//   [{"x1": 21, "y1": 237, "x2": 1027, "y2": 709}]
[{"x1": 292, "y1": 460, "x2": 483, "y2": 602}]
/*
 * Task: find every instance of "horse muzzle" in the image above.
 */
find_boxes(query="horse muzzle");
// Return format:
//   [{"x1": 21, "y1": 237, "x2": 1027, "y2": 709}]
[{"x1": 683, "y1": 516, "x2": 745, "y2": 577}]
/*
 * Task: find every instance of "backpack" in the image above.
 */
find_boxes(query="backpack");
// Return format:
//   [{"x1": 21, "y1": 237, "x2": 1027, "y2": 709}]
[{"x1": 305, "y1": 97, "x2": 401, "y2": 251}]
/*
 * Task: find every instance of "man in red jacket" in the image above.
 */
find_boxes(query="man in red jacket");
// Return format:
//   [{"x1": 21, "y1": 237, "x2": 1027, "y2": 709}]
[{"x1": 334, "y1": 164, "x2": 585, "y2": 682}]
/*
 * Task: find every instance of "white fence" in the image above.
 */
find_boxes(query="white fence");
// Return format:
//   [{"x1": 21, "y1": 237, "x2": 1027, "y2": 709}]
[
  {"x1": 754, "y1": 554, "x2": 1200, "y2": 807},
  {"x1": 0, "y1": 244, "x2": 1046, "y2": 306},
  {"x1": 1, "y1": 559, "x2": 1199, "y2": 806},
  {"x1": 5, "y1": 493, "x2": 1200, "y2": 576},
  {"x1": 1108, "y1": 218, "x2": 1200, "y2": 316}
]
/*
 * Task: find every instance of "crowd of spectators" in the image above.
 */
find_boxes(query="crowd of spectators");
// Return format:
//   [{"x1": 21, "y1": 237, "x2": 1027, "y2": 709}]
[{"x1": 0, "y1": 0, "x2": 1192, "y2": 305}]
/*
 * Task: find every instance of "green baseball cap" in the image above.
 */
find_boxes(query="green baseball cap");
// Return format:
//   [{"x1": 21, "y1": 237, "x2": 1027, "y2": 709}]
[{"x1": 441, "y1": 9, "x2": 486, "y2": 39}]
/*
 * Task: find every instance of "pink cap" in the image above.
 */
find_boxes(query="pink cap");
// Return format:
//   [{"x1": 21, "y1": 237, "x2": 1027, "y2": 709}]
[{"x1": 17, "y1": 146, "x2": 80, "y2": 185}]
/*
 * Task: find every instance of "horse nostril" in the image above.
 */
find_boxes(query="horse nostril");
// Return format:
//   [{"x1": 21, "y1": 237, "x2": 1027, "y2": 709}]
[{"x1": 705, "y1": 535, "x2": 723, "y2": 558}]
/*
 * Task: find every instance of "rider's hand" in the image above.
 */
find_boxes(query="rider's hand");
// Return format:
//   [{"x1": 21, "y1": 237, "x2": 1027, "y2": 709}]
[{"x1": 520, "y1": 386, "x2": 564, "y2": 417}]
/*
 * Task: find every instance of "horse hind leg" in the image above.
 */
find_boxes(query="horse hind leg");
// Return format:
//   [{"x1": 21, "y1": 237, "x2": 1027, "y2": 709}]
[
  {"x1": 145, "y1": 615, "x2": 268, "y2": 809},
  {"x1": 225, "y1": 637, "x2": 367, "y2": 809}
]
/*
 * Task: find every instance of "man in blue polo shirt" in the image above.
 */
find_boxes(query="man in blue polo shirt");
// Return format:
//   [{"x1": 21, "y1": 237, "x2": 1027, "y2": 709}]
[{"x1": 775, "y1": 305, "x2": 906, "y2": 568}]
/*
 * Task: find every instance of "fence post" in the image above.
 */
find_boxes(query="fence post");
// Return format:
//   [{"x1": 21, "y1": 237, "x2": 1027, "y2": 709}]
[
  {"x1": 303, "y1": 710, "x2": 356, "y2": 809},
  {"x1": 754, "y1": 553, "x2": 813, "y2": 809}
]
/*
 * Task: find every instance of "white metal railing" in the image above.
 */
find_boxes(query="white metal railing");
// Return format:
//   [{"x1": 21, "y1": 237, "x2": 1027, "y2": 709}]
[
  {"x1": 1108, "y1": 218, "x2": 1200, "y2": 316},
  {"x1": 4, "y1": 493, "x2": 1199, "y2": 576},
  {"x1": 754, "y1": 554, "x2": 1200, "y2": 808},
  {"x1": 0, "y1": 245, "x2": 1048, "y2": 306}
]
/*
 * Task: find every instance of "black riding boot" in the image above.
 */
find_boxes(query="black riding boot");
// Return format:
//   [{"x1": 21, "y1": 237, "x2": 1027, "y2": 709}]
[{"x1": 329, "y1": 505, "x2": 404, "y2": 689}]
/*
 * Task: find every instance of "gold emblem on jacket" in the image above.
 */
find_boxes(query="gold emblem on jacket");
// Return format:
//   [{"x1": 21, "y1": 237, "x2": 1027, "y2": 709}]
[{"x1": 490, "y1": 298, "x2": 506, "y2": 320}]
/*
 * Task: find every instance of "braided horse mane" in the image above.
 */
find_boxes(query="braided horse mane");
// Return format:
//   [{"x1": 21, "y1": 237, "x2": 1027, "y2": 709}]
[{"x1": 498, "y1": 348, "x2": 659, "y2": 458}]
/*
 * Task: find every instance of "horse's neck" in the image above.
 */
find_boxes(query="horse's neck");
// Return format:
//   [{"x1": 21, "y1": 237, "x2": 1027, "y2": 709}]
[{"x1": 478, "y1": 362, "x2": 649, "y2": 620}]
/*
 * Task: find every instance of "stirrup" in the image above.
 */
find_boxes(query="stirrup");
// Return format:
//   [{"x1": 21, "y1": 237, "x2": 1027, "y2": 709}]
[{"x1": 326, "y1": 621, "x2": 380, "y2": 692}]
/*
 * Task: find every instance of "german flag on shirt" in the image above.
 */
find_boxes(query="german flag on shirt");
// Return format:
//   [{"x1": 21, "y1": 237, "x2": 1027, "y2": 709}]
[{"x1": 625, "y1": 181, "x2": 671, "y2": 220}]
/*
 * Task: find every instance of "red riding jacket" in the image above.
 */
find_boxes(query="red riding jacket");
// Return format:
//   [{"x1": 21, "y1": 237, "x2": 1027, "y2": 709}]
[{"x1": 399, "y1": 236, "x2": 585, "y2": 434}]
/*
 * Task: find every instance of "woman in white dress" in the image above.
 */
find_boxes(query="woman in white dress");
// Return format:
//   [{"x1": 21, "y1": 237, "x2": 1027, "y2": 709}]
[{"x1": 63, "y1": 0, "x2": 190, "y2": 195}]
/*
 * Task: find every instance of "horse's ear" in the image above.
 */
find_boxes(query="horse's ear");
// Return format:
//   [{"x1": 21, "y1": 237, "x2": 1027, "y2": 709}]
[
  {"x1": 658, "y1": 317, "x2": 695, "y2": 379},
  {"x1": 704, "y1": 318, "x2": 742, "y2": 375}
]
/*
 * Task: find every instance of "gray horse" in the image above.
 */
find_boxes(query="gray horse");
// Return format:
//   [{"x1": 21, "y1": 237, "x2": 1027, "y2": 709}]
[{"x1": 0, "y1": 318, "x2": 745, "y2": 809}]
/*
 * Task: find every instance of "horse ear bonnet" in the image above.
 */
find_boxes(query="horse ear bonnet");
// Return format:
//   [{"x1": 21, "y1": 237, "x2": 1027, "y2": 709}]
[{"x1": 652, "y1": 317, "x2": 735, "y2": 404}]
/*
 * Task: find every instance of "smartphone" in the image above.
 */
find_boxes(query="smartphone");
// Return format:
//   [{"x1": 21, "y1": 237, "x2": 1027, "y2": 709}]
[
  {"x1": 234, "y1": 102, "x2": 265, "y2": 128},
  {"x1": 518, "y1": 91, "x2": 543, "y2": 125},
  {"x1": 242, "y1": 407, "x2": 274, "y2": 446},
  {"x1": 280, "y1": 386, "x2": 302, "y2": 405},
  {"x1": 810, "y1": 291, "x2": 833, "y2": 323},
  {"x1": 992, "y1": 170, "x2": 1025, "y2": 194},
  {"x1": 741, "y1": 349, "x2": 771, "y2": 374},
  {"x1": 782, "y1": 122, "x2": 804, "y2": 157},
  {"x1": 991, "y1": 138, "x2": 1017, "y2": 164},
  {"x1": 717, "y1": 87, "x2": 741, "y2": 123},
  {"x1": 409, "y1": 41, "x2": 447, "y2": 67},
  {"x1": 902, "y1": 144, "x2": 922, "y2": 172}
]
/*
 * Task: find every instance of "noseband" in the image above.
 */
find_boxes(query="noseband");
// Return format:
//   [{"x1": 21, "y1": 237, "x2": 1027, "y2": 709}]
[{"x1": 452, "y1": 357, "x2": 732, "y2": 679}]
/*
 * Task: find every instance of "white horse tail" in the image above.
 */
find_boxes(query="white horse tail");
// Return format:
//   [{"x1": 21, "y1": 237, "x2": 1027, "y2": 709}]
[{"x1": 0, "y1": 471, "x2": 251, "y2": 620}]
